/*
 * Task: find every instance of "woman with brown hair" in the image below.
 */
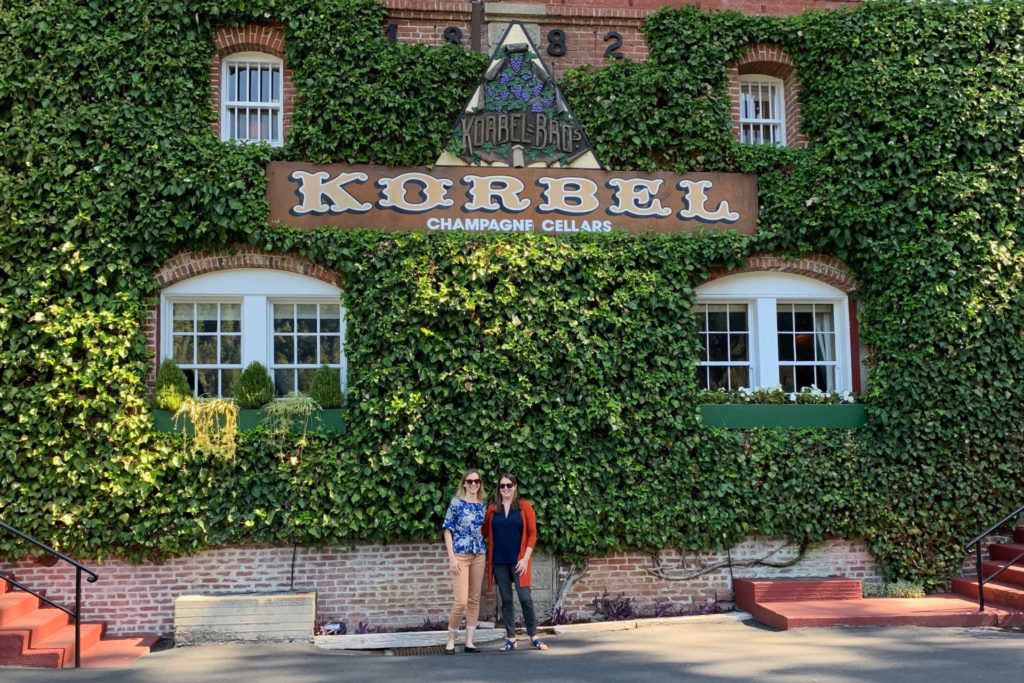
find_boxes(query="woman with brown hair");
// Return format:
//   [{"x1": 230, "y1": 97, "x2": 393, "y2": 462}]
[
  {"x1": 442, "y1": 469, "x2": 487, "y2": 654},
  {"x1": 482, "y1": 473, "x2": 548, "y2": 651}
]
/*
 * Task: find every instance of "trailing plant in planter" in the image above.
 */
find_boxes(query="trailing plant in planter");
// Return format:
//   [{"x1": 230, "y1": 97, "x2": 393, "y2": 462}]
[
  {"x1": 174, "y1": 397, "x2": 239, "y2": 459},
  {"x1": 263, "y1": 392, "x2": 320, "y2": 465},
  {"x1": 233, "y1": 361, "x2": 275, "y2": 409},
  {"x1": 153, "y1": 359, "x2": 191, "y2": 412},
  {"x1": 309, "y1": 365, "x2": 344, "y2": 409}
]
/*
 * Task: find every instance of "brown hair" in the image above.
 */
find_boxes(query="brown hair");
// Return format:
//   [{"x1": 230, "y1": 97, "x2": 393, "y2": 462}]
[
  {"x1": 493, "y1": 473, "x2": 520, "y2": 510},
  {"x1": 455, "y1": 469, "x2": 487, "y2": 502}
]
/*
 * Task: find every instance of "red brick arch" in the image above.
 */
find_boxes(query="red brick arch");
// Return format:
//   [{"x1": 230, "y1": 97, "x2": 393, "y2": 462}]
[
  {"x1": 705, "y1": 254, "x2": 858, "y2": 294},
  {"x1": 145, "y1": 247, "x2": 342, "y2": 392},
  {"x1": 728, "y1": 43, "x2": 806, "y2": 148},
  {"x1": 210, "y1": 24, "x2": 294, "y2": 142}
]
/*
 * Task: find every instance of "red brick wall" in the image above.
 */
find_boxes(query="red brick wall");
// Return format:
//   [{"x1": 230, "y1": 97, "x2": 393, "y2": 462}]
[
  {"x1": 706, "y1": 253, "x2": 859, "y2": 294},
  {"x1": 1, "y1": 537, "x2": 877, "y2": 636},
  {"x1": 210, "y1": 25, "x2": 295, "y2": 142}
]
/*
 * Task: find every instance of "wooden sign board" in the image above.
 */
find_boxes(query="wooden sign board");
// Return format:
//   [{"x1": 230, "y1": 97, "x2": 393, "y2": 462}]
[{"x1": 267, "y1": 162, "x2": 758, "y2": 235}]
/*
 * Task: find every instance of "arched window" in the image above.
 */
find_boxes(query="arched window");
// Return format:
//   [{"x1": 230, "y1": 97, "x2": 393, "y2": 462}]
[
  {"x1": 160, "y1": 269, "x2": 345, "y2": 397},
  {"x1": 739, "y1": 75, "x2": 786, "y2": 146},
  {"x1": 695, "y1": 272, "x2": 853, "y2": 393},
  {"x1": 221, "y1": 52, "x2": 284, "y2": 146}
]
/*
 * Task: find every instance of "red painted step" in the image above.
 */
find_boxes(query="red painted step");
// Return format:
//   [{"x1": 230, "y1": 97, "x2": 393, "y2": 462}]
[
  {"x1": 952, "y1": 577, "x2": 1024, "y2": 610},
  {"x1": 980, "y1": 560, "x2": 1024, "y2": 588},
  {"x1": 734, "y1": 578, "x2": 862, "y2": 612},
  {"x1": 987, "y1": 543, "x2": 1024, "y2": 565},
  {"x1": 0, "y1": 576, "x2": 158, "y2": 668},
  {"x1": 1013, "y1": 528, "x2": 1024, "y2": 544}
]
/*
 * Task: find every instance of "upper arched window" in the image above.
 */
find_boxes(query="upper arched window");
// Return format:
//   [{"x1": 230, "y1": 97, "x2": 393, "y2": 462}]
[
  {"x1": 160, "y1": 269, "x2": 345, "y2": 397},
  {"x1": 221, "y1": 52, "x2": 284, "y2": 146},
  {"x1": 739, "y1": 75, "x2": 786, "y2": 146},
  {"x1": 695, "y1": 272, "x2": 853, "y2": 393}
]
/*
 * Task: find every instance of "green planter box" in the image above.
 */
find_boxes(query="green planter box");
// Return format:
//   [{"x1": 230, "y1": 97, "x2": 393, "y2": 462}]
[
  {"x1": 699, "y1": 404, "x2": 866, "y2": 429},
  {"x1": 151, "y1": 408, "x2": 345, "y2": 434}
]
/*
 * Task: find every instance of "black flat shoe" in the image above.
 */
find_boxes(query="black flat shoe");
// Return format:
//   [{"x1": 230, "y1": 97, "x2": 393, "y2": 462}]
[
  {"x1": 444, "y1": 646, "x2": 456, "y2": 655},
  {"x1": 463, "y1": 645, "x2": 480, "y2": 653}
]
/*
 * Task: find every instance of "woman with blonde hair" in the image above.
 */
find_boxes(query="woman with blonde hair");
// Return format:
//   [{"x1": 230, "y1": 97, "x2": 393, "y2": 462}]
[
  {"x1": 482, "y1": 473, "x2": 548, "y2": 651},
  {"x1": 442, "y1": 469, "x2": 487, "y2": 654}
]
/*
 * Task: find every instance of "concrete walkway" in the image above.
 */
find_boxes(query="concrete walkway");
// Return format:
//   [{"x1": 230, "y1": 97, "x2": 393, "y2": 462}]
[{"x1": 4, "y1": 619, "x2": 1024, "y2": 682}]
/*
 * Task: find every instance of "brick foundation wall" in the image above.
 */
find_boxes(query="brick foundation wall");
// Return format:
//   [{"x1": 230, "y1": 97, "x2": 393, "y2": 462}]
[
  {"x1": 558, "y1": 537, "x2": 881, "y2": 619},
  {"x1": 1, "y1": 536, "x2": 877, "y2": 637}
]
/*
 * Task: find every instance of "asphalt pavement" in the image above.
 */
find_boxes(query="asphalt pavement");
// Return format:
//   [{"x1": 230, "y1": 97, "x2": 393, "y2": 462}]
[{"x1": 5, "y1": 619, "x2": 1023, "y2": 683}]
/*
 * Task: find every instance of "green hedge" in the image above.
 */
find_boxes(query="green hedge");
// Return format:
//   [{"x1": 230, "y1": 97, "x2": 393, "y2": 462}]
[{"x1": 1, "y1": 0, "x2": 1023, "y2": 586}]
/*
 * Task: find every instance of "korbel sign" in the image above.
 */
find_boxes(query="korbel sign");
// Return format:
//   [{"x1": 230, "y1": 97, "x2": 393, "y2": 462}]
[
  {"x1": 267, "y1": 163, "x2": 757, "y2": 234},
  {"x1": 265, "y1": 22, "x2": 758, "y2": 235}
]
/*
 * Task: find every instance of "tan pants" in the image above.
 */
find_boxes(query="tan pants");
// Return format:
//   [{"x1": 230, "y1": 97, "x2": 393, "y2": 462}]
[{"x1": 448, "y1": 553, "x2": 486, "y2": 631}]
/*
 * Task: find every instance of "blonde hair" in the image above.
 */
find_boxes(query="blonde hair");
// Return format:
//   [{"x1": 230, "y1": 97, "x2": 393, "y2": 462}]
[{"x1": 455, "y1": 469, "x2": 487, "y2": 502}]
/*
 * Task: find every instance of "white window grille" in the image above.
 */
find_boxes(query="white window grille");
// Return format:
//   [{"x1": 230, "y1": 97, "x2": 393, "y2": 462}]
[
  {"x1": 271, "y1": 302, "x2": 346, "y2": 396},
  {"x1": 171, "y1": 301, "x2": 243, "y2": 396},
  {"x1": 222, "y1": 52, "x2": 283, "y2": 146},
  {"x1": 162, "y1": 270, "x2": 345, "y2": 399},
  {"x1": 695, "y1": 273, "x2": 852, "y2": 393},
  {"x1": 739, "y1": 75, "x2": 786, "y2": 146},
  {"x1": 696, "y1": 303, "x2": 751, "y2": 390}
]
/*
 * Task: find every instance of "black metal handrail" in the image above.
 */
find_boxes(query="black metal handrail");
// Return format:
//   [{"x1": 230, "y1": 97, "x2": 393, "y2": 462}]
[
  {"x1": 0, "y1": 520, "x2": 98, "y2": 668},
  {"x1": 963, "y1": 502, "x2": 1024, "y2": 612}
]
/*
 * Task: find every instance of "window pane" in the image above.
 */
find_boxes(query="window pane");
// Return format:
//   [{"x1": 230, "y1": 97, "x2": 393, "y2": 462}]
[
  {"x1": 320, "y1": 305, "x2": 341, "y2": 333},
  {"x1": 320, "y1": 336, "x2": 341, "y2": 364},
  {"x1": 249, "y1": 68, "x2": 259, "y2": 103},
  {"x1": 730, "y1": 333, "x2": 748, "y2": 362},
  {"x1": 220, "y1": 335, "x2": 241, "y2": 364},
  {"x1": 707, "y1": 366, "x2": 728, "y2": 391},
  {"x1": 728, "y1": 310, "x2": 747, "y2": 332},
  {"x1": 696, "y1": 309, "x2": 707, "y2": 332},
  {"x1": 777, "y1": 307, "x2": 793, "y2": 332},
  {"x1": 239, "y1": 65, "x2": 248, "y2": 101},
  {"x1": 778, "y1": 334, "x2": 794, "y2": 361},
  {"x1": 197, "y1": 369, "x2": 218, "y2": 396},
  {"x1": 274, "y1": 368, "x2": 294, "y2": 397},
  {"x1": 795, "y1": 333, "x2": 815, "y2": 361},
  {"x1": 708, "y1": 334, "x2": 729, "y2": 362},
  {"x1": 221, "y1": 303, "x2": 241, "y2": 332},
  {"x1": 779, "y1": 366, "x2": 796, "y2": 393},
  {"x1": 816, "y1": 366, "x2": 836, "y2": 392},
  {"x1": 728, "y1": 366, "x2": 749, "y2": 390},
  {"x1": 172, "y1": 336, "x2": 193, "y2": 364},
  {"x1": 297, "y1": 335, "x2": 317, "y2": 364},
  {"x1": 794, "y1": 365, "x2": 816, "y2": 391},
  {"x1": 696, "y1": 366, "x2": 708, "y2": 390},
  {"x1": 181, "y1": 368, "x2": 197, "y2": 395},
  {"x1": 197, "y1": 303, "x2": 217, "y2": 333},
  {"x1": 173, "y1": 303, "x2": 194, "y2": 332},
  {"x1": 274, "y1": 304, "x2": 294, "y2": 332},
  {"x1": 261, "y1": 67, "x2": 270, "y2": 103},
  {"x1": 297, "y1": 368, "x2": 317, "y2": 393},
  {"x1": 275, "y1": 335, "x2": 293, "y2": 364},
  {"x1": 297, "y1": 304, "x2": 317, "y2": 332},
  {"x1": 699, "y1": 335, "x2": 708, "y2": 362},
  {"x1": 222, "y1": 368, "x2": 241, "y2": 396},
  {"x1": 793, "y1": 304, "x2": 814, "y2": 331},
  {"x1": 706, "y1": 306, "x2": 727, "y2": 332},
  {"x1": 227, "y1": 66, "x2": 237, "y2": 100},
  {"x1": 260, "y1": 110, "x2": 270, "y2": 140},
  {"x1": 196, "y1": 335, "x2": 217, "y2": 364},
  {"x1": 272, "y1": 68, "x2": 281, "y2": 102}
]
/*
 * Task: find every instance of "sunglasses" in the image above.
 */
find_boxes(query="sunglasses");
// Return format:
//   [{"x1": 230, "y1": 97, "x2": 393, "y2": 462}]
[
  {"x1": 464, "y1": 478, "x2": 481, "y2": 485},
  {"x1": 499, "y1": 483, "x2": 515, "y2": 490}
]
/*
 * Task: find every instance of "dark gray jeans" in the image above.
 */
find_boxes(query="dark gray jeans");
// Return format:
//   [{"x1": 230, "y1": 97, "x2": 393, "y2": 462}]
[{"x1": 493, "y1": 563, "x2": 537, "y2": 638}]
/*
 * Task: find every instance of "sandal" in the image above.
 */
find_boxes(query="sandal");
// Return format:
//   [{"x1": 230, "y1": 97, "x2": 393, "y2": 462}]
[
  {"x1": 500, "y1": 639, "x2": 517, "y2": 652},
  {"x1": 531, "y1": 638, "x2": 548, "y2": 651}
]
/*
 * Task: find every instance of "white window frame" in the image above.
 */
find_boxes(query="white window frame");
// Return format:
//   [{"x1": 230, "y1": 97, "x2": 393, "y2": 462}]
[
  {"x1": 221, "y1": 52, "x2": 284, "y2": 147},
  {"x1": 161, "y1": 269, "x2": 345, "y2": 398},
  {"x1": 739, "y1": 75, "x2": 786, "y2": 146},
  {"x1": 695, "y1": 272, "x2": 852, "y2": 393}
]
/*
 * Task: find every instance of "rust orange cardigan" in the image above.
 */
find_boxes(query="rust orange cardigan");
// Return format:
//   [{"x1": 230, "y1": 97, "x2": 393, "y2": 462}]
[{"x1": 482, "y1": 499, "x2": 537, "y2": 588}]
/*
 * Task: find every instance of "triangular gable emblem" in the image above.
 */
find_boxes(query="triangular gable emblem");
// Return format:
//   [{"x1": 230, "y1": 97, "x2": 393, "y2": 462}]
[{"x1": 436, "y1": 22, "x2": 602, "y2": 169}]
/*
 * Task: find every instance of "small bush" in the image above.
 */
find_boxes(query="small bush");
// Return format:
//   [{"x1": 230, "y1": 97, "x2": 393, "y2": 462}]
[
  {"x1": 232, "y1": 361, "x2": 275, "y2": 408},
  {"x1": 309, "y1": 365, "x2": 343, "y2": 408},
  {"x1": 591, "y1": 592, "x2": 636, "y2": 621},
  {"x1": 863, "y1": 581, "x2": 926, "y2": 598},
  {"x1": 153, "y1": 359, "x2": 191, "y2": 411}
]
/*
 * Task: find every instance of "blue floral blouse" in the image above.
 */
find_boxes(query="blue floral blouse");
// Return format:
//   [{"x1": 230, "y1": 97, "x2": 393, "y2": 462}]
[{"x1": 442, "y1": 497, "x2": 486, "y2": 555}]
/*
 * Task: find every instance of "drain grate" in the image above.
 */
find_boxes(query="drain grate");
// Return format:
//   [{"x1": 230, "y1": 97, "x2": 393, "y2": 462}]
[{"x1": 388, "y1": 645, "x2": 448, "y2": 656}]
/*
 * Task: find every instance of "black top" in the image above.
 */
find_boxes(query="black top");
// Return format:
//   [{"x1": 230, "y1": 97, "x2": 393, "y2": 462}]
[{"x1": 491, "y1": 505, "x2": 523, "y2": 565}]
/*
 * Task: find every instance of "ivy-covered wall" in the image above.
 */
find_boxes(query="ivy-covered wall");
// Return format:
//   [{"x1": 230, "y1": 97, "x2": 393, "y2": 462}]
[{"x1": 1, "y1": 0, "x2": 1023, "y2": 586}]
